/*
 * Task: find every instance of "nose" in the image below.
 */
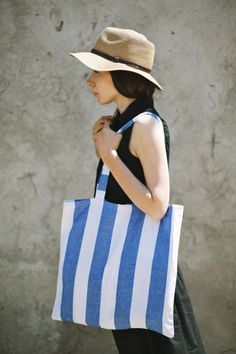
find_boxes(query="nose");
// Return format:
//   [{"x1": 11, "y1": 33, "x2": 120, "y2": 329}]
[{"x1": 87, "y1": 72, "x2": 95, "y2": 88}]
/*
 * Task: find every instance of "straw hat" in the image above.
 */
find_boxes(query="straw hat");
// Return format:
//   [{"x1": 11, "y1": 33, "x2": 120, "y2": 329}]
[{"x1": 70, "y1": 27, "x2": 163, "y2": 91}]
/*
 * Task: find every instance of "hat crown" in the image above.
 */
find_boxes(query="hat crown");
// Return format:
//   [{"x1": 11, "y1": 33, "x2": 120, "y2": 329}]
[{"x1": 93, "y1": 27, "x2": 155, "y2": 71}]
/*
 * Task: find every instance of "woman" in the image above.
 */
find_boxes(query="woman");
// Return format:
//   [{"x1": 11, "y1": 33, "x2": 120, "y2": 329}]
[{"x1": 70, "y1": 27, "x2": 206, "y2": 354}]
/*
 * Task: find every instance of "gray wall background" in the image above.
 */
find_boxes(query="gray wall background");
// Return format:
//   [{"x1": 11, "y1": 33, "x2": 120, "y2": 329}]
[{"x1": 0, "y1": 0, "x2": 235, "y2": 353}]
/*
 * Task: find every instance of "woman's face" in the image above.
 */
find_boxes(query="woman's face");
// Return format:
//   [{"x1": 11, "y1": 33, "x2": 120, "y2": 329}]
[{"x1": 87, "y1": 70, "x2": 119, "y2": 105}]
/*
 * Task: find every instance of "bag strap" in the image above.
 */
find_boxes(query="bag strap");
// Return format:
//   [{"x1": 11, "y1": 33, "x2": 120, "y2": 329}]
[{"x1": 95, "y1": 111, "x2": 162, "y2": 200}]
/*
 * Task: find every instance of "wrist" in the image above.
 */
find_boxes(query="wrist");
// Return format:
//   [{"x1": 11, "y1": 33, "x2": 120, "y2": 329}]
[{"x1": 101, "y1": 149, "x2": 118, "y2": 165}]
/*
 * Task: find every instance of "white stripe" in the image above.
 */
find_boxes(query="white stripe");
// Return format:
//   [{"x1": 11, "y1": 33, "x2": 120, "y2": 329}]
[
  {"x1": 73, "y1": 198, "x2": 104, "y2": 324},
  {"x1": 95, "y1": 189, "x2": 106, "y2": 200},
  {"x1": 51, "y1": 200, "x2": 75, "y2": 320},
  {"x1": 162, "y1": 204, "x2": 184, "y2": 338},
  {"x1": 129, "y1": 215, "x2": 160, "y2": 328},
  {"x1": 99, "y1": 204, "x2": 132, "y2": 328},
  {"x1": 95, "y1": 165, "x2": 109, "y2": 199},
  {"x1": 102, "y1": 164, "x2": 109, "y2": 175}
]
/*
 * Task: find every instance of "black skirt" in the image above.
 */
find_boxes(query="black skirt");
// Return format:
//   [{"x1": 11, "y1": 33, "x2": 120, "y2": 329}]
[{"x1": 112, "y1": 267, "x2": 206, "y2": 354}]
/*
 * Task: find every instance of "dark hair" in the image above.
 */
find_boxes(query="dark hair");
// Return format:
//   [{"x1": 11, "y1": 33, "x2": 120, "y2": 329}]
[{"x1": 110, "y1": 70, "x2": 156, "y2": 99}]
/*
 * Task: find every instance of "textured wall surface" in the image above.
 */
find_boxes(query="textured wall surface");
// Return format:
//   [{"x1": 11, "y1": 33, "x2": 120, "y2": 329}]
[{"x1": 0, "y1": 0, "x2": 236, "y2": 353}]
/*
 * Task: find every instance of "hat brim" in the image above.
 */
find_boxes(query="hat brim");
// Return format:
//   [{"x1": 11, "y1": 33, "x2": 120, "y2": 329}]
[{"x1": 69, "y1": 52, "x2": 163, "y2": 91}]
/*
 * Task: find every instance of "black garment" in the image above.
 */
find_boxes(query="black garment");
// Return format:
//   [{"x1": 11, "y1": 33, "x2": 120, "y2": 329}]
[
  {"x1": 94, "y1": 97, "x2": 206, "y2": 354},
  {"x1": 94, "y1": 97, "x2": 170, "y2": 204}
]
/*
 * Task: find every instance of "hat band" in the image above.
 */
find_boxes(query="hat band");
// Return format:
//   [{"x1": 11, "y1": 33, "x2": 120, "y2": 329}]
[{"x1": 91, "y1": 48, "x2": 151, "y2": 74}]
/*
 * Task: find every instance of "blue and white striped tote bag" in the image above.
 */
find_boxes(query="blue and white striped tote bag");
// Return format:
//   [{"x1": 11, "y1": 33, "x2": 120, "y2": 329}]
[{"x1": 51, "y1": 112, "x2": 184, "y2": 338}]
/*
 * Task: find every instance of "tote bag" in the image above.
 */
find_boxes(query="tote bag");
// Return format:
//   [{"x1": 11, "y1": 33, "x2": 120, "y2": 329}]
[{"x1": 51, "y1": 112, "x2": 184, "y2": 338}]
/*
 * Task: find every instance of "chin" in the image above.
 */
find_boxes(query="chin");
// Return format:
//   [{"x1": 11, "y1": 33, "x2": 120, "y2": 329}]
[
  {"x1": 95, "y1": 93, "x2": 114, "y2": 105},
  {"x1": 97, "y1": 98, "x2": 112, "y2": 105}
]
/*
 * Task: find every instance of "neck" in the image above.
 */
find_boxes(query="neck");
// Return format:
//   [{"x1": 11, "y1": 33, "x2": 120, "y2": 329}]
[{"x1": 115, "y1": 95, "x2": 136, "y2": 114}]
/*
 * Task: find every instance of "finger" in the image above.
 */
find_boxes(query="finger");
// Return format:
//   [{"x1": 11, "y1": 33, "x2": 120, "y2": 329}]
[
  {"x1": 93, "y1": 117, "x2": 109, "y2": 129},
  {"x1": 103, "y1": 120, "x2": 112, "y2": 128},
  {"x1": 93, "y1": 117, "x2": 113, "y2": 133},
  {"x1": 101, "y1": 115, "x2": 112, "y2": 120},
  {"x1": 92, "y1": 121, "x2": 106, "y2": 135},
  {"x1": 96, "y1": 115, "x2": 112, "y2": 124},
  {"x1": 92, "y1": 116, "x2": 112, "y2": 131},
  {"x1": 93, "y1": 126, "x2": 105, "y2": 137},
  {"x1": 92, "y1": 116, "x2": 113, "y2": 138},
  {"x1": 93, "y1": 129, "x2": 102, "y2": 141}
]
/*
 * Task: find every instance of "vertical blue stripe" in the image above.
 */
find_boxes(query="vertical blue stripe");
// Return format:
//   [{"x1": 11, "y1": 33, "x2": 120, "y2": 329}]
[
  {"x1": 114, "y1": 206, "x2": 145, "y2": 329},
  {"x1": 85, "y1": 201, "x2": 118, "y2": 326},
  {"x1": 146, "y1": 206, "x2": 172, "y2": 333},
  {"x1": 97, "y1": 174, "x2": 108, "y2": 191},
  {"x1": 61, "y1": 199, "x2": 91, "y2": 321}
]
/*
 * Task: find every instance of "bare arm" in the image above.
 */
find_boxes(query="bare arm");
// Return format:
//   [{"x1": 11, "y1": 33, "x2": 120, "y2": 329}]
[{"x1": 94, "y1": 115, "x2": 170, "y2": 220}]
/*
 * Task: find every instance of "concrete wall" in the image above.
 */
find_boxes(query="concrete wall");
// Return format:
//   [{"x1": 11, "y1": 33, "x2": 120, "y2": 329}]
[{"x1": 0, "y1": 0, "x2": 235, "y2": 353}]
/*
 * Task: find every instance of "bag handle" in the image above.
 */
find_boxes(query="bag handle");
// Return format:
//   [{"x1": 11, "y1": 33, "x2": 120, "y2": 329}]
[{"x1": 95, "y1": 111, "x2": 162, "y2": 200}]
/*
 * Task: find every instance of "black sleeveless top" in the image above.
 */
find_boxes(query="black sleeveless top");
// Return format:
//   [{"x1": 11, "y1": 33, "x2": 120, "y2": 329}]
[{"x1": 94, "y1": 97, "x2": 170, "y2": 204}]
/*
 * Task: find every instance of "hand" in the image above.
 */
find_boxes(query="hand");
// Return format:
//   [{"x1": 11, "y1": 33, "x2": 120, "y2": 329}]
[
  {"x1": 93, "y1": 117, "x2": 122, "y2": 161},
  {"x1": 92, "y1": 116, "x2": 113, "y2": 158}
]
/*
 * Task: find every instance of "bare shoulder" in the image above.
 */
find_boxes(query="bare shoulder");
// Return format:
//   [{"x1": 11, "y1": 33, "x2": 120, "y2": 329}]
[
  {"x1": 130, "y1": 113, "x2": 165, "y2": 157},
  {"x1": 132, "y1": 113, "x2": 163, "y2": 139}
]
